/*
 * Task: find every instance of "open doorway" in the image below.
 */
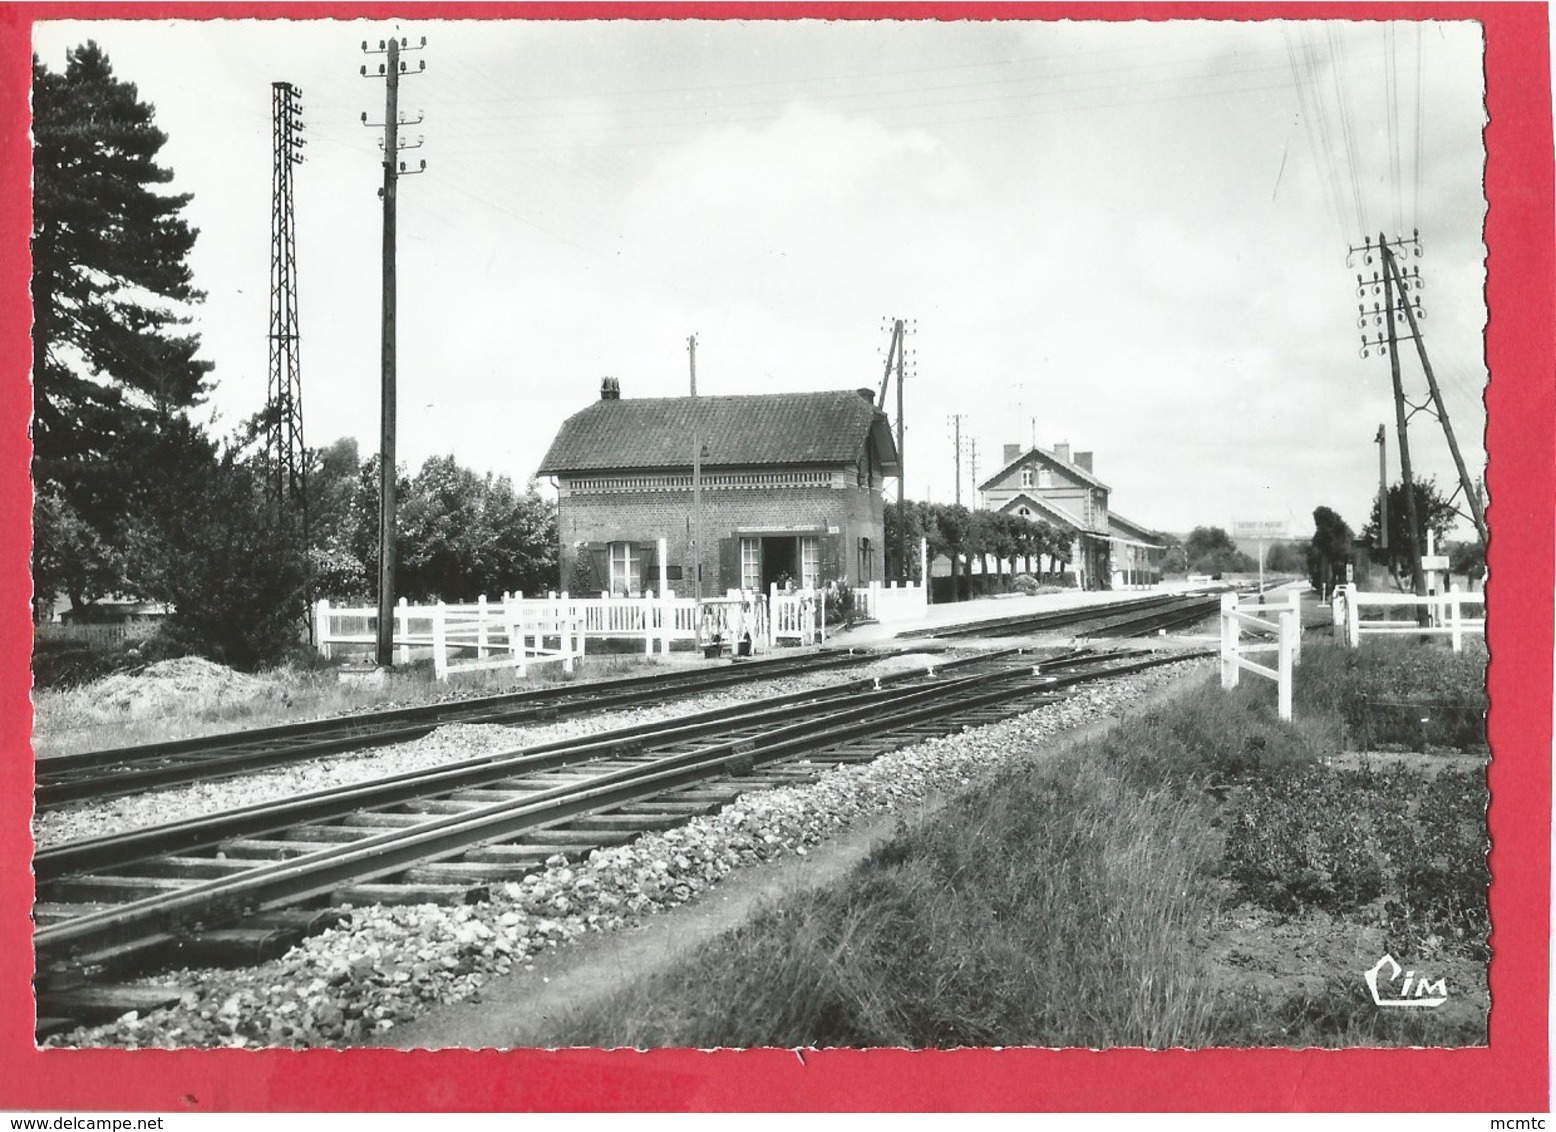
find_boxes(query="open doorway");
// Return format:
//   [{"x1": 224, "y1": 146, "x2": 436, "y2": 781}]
[{"x1": 761, "y1": 536, "x2": 798, "y2": 590}]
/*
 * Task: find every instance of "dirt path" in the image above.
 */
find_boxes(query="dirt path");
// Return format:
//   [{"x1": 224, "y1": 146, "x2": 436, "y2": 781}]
[{"x1": 381, "y1": 666, "x2": 1211, "y2": 1050}]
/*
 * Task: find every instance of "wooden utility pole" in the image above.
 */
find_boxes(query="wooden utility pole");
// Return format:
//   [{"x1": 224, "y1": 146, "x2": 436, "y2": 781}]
[
  {"x1": 1380, "y1": 233, "x2": 1427, "y2": 601},
  {"x1": 948, "y1": 414, "x2": 963, "y2": 506},
  {"x1": 1381, "y1": 242, "x2": 1488, "y2": 545},
  {"x1": 1375, "y1": 424, "x2": 1389, "y2": 551},
  {"x1": 894, "y1": 319, "x2": 906, "y2": 583},
  {"x1": 690, "y1": 334, "x2": 702, "y2": 602},
  {"x1": 876, "y1": 319, "x2": 909, "y2": 582},
  {"x1": 362, "y1": 34, "x2": 426, "y2": 666}
]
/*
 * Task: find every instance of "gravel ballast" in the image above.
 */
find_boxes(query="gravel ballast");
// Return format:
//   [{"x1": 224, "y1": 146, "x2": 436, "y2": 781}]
[
  {"x1": 42, "y1": 658, "x2": 1210, "y2": 1049},
  {"x1": 33, "y1": 653, "x2": 950, "y2": 849}
]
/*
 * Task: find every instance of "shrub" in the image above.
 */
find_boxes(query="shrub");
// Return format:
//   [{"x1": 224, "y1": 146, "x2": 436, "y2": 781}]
[{"x1": 1010, "y1": 573, "x2": 1040, "y2": 596}]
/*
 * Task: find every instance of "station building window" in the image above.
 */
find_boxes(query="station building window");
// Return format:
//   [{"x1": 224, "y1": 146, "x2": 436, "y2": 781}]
[{"x1": 608, "y1": 542, "x2": 641, "y2": 595}]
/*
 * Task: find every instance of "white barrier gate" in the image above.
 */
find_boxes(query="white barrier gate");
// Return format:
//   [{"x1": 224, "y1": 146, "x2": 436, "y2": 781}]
[
  {"x1": 1219, "y1": 591, "x2": 1300, "y2": 721},
  {"x1": 1332, "y1": 583, "x2": 1484, "y2": 652}
]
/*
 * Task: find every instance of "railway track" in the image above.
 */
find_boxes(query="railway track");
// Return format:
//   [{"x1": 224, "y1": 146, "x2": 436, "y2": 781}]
[
  {"x1": 898, "y1": 590, "x2": 1226, "y2": 641},
  {"x1": 34, "y1": 648, "x2": 894, "y2": 808},
  {"x1": 34, "y1": 646, "x2": 1203, "y2": 1032}
]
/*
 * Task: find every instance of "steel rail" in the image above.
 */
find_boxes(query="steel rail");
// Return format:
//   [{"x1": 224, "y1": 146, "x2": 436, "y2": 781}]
[
  {"x1": 35, "y1": 666, "x2": 1046, "y2": 961},
  {"x1": 34, "y1": 648, "x2": 1029, "y2": 882},
  {"x1": 895, "y1": 593, "x2": 1191, "y2": 640},
  {"x1": 35, "y1": 649, "x2": 887, "y2": 802},
  {"x1": 36, "y1": 650, "x2": 1205, "y2": 965}
]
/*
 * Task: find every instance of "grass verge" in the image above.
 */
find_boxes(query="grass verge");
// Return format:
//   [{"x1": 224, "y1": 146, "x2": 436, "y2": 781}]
[{"x1": 544, "y1": 640, "x2": 1487, "y2": 1048}]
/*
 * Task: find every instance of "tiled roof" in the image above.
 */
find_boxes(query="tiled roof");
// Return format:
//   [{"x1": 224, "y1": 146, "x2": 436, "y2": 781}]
[
  {"x1": 977, "y1": 444, "x2": 1110, "y2": 493},
  {"x1": 538, "y1": 390, "x2": 900, "y2": 475},
  {"x1": 1108, "y1": 510, "x2": 1166, "y2": 546}
]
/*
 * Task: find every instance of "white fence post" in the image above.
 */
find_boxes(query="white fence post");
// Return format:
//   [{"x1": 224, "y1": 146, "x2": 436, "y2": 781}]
[
  {"x1": 315, "y1": 598, "x2": 332, "y2": 658},
  {"x1": 1278, "y1": 609, "x2": 1296, "y2": 721},
  {"x1": 395, "y1": 596, "x2": 410, "y2": 664},
  {"x1": 1344, "y1": 582, "x2": 1360, "y2": 648},
  {"x1": 1449, "y1": 584, "x2": 1463, "y2": 653},
  {"x1": 432, "y1": 601, "x2": 448, "y2": 681},
  {"x1": 1288, "y1": 589, "x2": 1302, "y2": 666},
  {"x1": 476, "y1": 595, "x2": 489, "y2": 658},
  {"x1": 1220, "y1": 592, "x2": 1240, "y2": 689}
]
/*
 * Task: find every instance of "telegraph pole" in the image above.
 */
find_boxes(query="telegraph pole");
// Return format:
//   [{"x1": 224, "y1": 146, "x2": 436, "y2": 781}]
[
  {"x1": 895, "y1": 320, "x2": 907, "y2": 582},
  {"x1": 1374, "y1": 424, "x2": 1388, "y2": 551},
  {"x1": 362, "y1": 33, "x2": 426, "y2": 667},
  {"x1": 876, "y1": 319, "x2": 910, "y2": 582},
  {"x1": 1381, "y1": 236, "x2": 1427, "y2": 599},
  {"x1": 948, "y1": 414, "x2": 963, "y2": 506},
  {"x1": 690, "y1": 334, "x2": 702, "y2": 602},
  {"x1": 1381, "y1": 241, "x2": 1488, "y2": 545},
  {"x1": 968, "y1": 439, "x2": 978, "y2": 509}
]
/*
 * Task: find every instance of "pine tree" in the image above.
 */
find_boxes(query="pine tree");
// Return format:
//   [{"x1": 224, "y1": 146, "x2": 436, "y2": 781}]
[{"x1": 31, "y1": 42, "x2": 212, "y2": 612}]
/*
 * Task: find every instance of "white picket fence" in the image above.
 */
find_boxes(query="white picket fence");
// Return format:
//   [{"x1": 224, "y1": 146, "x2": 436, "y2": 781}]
[
  {"x1": 1219, "y1": 591, "x2": 1302, "y2": 720},
  {"x1": 853, "y1": 579, "x2": 928, "y2": 623},
  {"x1": 769, "y1": 585, "x2": 824, "y2": 647},
  {"x1": 317, "y1": 589, "x2": 705, "y2": 681},
  {"x1": 1331, "y1": 583, "x2": 1485, "y2": 652},
  {"x1": 315, "y1": 595, "x2": 587, "y2": 680}
]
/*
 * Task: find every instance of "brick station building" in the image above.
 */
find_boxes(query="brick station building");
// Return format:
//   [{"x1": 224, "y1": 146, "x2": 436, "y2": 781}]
[
  {"x1": 537, "y1": 380, "x2": 900, "y2": 597},
  {"x1": 979, "y1": 440, "x2": 1167, "y2": 589}
]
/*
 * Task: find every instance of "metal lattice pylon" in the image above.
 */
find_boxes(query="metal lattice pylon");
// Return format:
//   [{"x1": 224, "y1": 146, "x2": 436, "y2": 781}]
[{"x1": 267, "y1": 81, "x2": 306, "y2": 516}]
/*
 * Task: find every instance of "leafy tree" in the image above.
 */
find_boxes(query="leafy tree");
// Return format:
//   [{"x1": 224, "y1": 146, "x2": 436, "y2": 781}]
[
  {"x1": 31, "y1": 482, "x2": 125, "y2": 621},
  {"x1": 1263, "y1": 541, "x2": 1305, "y2": 573},
  {"x1": 1448, "y1": 540, "x2": 1486, "y2": 582},
  {"x1": 1182, "y1": 525, "x2": 1257, "y2": 575},
  {"x1": 1360, "y1": 478, "x2": 1460, "y2": 588},
  {"x1": 1184, "y1": 526, "x2": 1237, "y2": 562},
  {"x1": 31, "y1": 43, "x2": 212, "y2": 617},
  {"x1": 1304, "y1": 506, "x2": 1354, "y2": 594},
  {"x1": 123, "y1": 419, "x2": 308, "y2": 670},
  {"x1": 397, "y1": 456, "x2": 556, "y2": 601}
]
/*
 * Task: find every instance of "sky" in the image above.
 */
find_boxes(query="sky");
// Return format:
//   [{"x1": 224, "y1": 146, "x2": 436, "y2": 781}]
[{"x1": 32, "y1": 16, "x2": 1489, "y2": 540}]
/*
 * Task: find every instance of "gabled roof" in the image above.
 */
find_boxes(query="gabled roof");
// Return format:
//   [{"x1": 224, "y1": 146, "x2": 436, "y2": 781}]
[
  {"x1": 978, "y1": 444, "x2": 1110, "y2": 493},
  {"x1": 1108, "y1": 511, "x2": 1166, "y2": 547},
  {"x1": 538, "y1": 390, "x2": 900, "y2": 476},
  {"x1": 995, "y1": 491, "x2": 1102, "y2": 535}
]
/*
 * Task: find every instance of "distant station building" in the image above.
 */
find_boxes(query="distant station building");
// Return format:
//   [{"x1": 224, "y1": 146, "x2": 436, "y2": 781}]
[
  {"x1": 537, "y1": 380, "x2": 900, "y2": 596},
  {"x1": 979, "y1": 441, "x2": 1166, "y2": 589}
]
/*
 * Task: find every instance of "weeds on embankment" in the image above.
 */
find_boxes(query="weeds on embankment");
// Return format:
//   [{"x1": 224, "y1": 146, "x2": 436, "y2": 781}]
[
  {"x1": 549, "y1": 639, "x2": 1488, "y2": 1049},
  {"x1": 30, "y1": 653, "x2": 647, "y2": 757}
]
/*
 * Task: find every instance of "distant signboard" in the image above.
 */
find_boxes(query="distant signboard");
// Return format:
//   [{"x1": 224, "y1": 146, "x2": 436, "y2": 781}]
[
  {"x1": 1421, "y1": 555, "x2": 1450, "y2": 572},
  {"x1": 1233, "y1": 519, "x2": 1290, "y2": 540}
]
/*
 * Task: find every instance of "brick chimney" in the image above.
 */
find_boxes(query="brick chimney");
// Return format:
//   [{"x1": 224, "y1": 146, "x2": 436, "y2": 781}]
[
  {"x1": 1003, "y1": 443, "x2": 1021, "y2": 464},
  {"x1": 857, "y1": 388, "x2": 876, "y2": 404},
  {"x1": 1053, "y1": 441, "x2": 1071, "y2": 464},
  {"x1": 1074, "y1": 451, "x2": 1093, "y2": 473},
  {"x1": 600, "y1": 376, "x2": 620, "y2": 400}
]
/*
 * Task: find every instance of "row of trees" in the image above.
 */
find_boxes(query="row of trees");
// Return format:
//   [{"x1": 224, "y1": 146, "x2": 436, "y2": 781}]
[
  {"x1": 883, "y1": 501, "x2": 1072, "y2": 598},
  {"x1": 30, "y1": 43, "x2": 556, "y2": 669},
  {"x1": 1296, "y1": 478, "x2": 1478, "y2": 595}
]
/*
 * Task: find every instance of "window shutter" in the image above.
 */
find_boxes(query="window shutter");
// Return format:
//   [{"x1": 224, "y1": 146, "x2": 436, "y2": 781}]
[
  {"x1": 821, "y1": 535, "x2": 843, "y2": 584},
  {"x1": 639, "y1": 542, "x2": 658, "y2": 593},
  {"x1": 587, "y1": 544, "x2": 609, "y2": 596},
  {"x1": 718, "y1": 537, "x2": 740, "y2": 594}
]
